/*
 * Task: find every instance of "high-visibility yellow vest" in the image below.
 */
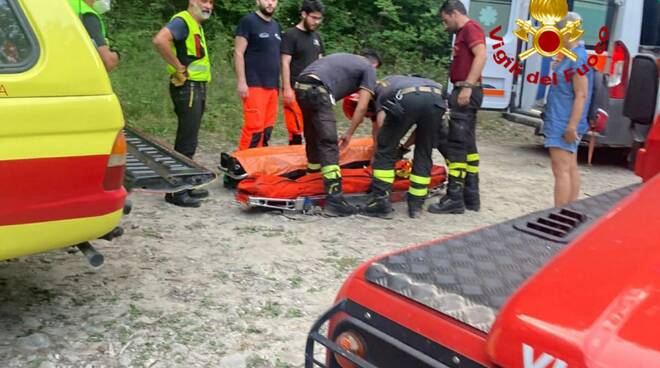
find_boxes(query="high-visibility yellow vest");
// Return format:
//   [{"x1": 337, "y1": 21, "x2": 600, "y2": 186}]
[
  {"x1": 68, "y1": 0, "x2": 110, "y2": 47},
  {"x1": 167, "y1": 11, "x2": 212, "y2": 82}
]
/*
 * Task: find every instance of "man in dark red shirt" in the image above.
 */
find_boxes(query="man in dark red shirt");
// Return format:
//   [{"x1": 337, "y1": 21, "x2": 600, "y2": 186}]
[{"x1": 429, "y1": 0, "x2": 487, "y2": 215}]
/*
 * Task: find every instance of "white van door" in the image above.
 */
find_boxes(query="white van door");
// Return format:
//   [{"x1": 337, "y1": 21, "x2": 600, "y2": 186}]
[{"x1": 459, "y1": 0, "x2": 528, "y2": 109}]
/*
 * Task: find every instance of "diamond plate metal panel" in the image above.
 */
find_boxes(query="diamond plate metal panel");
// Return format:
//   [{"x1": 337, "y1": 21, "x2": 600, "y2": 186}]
[{"x1": 365, "y1": 185, "x2": 639, "y2": 333}]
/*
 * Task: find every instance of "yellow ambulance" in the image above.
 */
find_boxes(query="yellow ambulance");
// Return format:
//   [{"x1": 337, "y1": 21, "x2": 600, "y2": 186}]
[{"x1": 0, "y1": 0, "x2": 127, "y2": 261}]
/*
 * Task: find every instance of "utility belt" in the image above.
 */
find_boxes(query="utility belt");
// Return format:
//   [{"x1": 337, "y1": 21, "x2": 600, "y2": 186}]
[
  {"x1": 385, "y1": 86, "x2": 445, "y2": 118},
  {"x1": 294, "y1": 81, "x2": 329, "y2": 95},
  {"x1": 295, "y1": 76, "x2": 335, "y2": 105},
  {"x1": 394, "y1": 86, "x2": 444, "y2": 100}
]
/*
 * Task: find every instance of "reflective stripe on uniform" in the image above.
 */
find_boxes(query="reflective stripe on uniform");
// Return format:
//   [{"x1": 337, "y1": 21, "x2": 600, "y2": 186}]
[
  {"x1": 466, "y1": 165, "x2": 479, "y2": 174},
  {"x1": 307, "y1": 163, "x2": 321, "y2": 170},
  {"x1": 466, "y1": 153, "x2": 479, "y2": 174},
  {"x1": 188, "y1": 64, "x2": 210, "y2": 72},
  {"x1": 321, "y1": 165, "x2": 341, "y2": 179},
  {"x1": 408, "y1": 186, "x2": 428, "y2": 197},
  {"x1": 448, "y1": 162, "x2": 468, "y2": 170},
  {"x1": 467, "y1": 153, "x2": 480, "y2": 162},
  {"x1": 374, "y1": 169, "x2": 395, "y2": 184},
  {"x1": 409, "y1": 174, "x2": 431, "y2": 185},
  {"x1": 449, "y1": 170, "x2": 462, "y2": 178}
]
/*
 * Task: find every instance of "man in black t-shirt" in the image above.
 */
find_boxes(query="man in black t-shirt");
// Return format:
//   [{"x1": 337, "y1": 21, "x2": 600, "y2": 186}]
[
  {"x1": 281, "y1": 0, "x2": 325, "y2": 145},
  {"x1": 234, "y1": 0, "x2": 282, "y2": 150},
  {"x1": 294, "y1": 50, "x2": 381, "y2": 217}
]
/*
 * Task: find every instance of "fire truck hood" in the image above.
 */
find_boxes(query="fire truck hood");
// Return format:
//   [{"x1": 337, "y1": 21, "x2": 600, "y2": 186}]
[{"x1": 486, "y1": 175, "x2": 660, "y2": 368}]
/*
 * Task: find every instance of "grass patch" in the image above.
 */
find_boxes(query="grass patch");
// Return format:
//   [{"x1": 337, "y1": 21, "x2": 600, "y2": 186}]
[
  {"x1": 285, "y1": 308, "x2": 303, "y2": 318},
  {"x1": 260, "y1": 301, "x2": 282, "y2": 318},
  {"x1": 288, "y1": 275, "x2": 303, "y2": 288}
]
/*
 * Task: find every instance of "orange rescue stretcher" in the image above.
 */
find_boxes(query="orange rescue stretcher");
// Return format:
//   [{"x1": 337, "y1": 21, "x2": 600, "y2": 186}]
[{"x1": 219, "y1": 138, "x2": 447, "y2": 213}]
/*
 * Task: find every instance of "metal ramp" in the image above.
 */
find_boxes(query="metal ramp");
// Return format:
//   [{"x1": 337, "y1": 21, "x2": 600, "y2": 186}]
[{"x1": 123, "y1": 126, "x2": 216, "y2": 193}]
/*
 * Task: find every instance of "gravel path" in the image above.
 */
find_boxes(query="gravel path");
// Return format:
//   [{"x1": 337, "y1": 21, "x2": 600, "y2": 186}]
[{"x1": 0, "y1": 116, "x2": 639, "y2": 368}]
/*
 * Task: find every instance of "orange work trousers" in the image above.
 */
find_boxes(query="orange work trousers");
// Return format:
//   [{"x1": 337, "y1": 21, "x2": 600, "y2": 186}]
[
  {"x1": 283, "y1": 96, "x2": 304, "y2": 145},
  {"x1": 239, "y1": 87, "x2": 279, "y2": 151}
]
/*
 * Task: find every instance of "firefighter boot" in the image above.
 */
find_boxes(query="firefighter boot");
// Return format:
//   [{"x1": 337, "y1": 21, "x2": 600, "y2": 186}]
[
  {"x1": 427, "y1": 178, "x2": 465, "y2": 214},
  {"x1": 464, "y1": 173, "x2": 480, "y2": 211},
  {"x1": 363, "y1": 190, "x2": 394, "y2": 219},
  {"x1": 323, "y1": 178, "x2": 358, "y2": 217},
  {"x1": 407, "y1": 193, "x2": 425, "y2": 218}
]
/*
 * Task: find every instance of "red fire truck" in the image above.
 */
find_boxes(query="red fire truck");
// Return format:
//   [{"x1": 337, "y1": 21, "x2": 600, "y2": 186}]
[{"x1": 305, "y1": 53, "x2": 660, "y2": 368}]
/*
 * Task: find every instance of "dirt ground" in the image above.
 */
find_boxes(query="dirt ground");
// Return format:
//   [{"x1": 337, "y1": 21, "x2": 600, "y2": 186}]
[{"x1": 0, "y1": 115, "x2": 640, "y2": 368}]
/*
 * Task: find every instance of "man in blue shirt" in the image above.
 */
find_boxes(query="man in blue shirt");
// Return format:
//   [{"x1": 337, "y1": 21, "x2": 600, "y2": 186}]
[{"x1": 153, "y1": 0, "x2": 214, "y2": 208}]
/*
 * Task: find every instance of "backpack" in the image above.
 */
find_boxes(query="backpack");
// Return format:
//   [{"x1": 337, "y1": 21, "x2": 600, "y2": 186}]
[{"x1": 588, "y1": 71, "x2": 610, "y2": 133}]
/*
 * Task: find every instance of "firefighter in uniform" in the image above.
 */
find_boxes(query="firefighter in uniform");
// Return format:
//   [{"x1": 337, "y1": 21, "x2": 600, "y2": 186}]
[
  {"x1": 362, "y1": 75, "x2": 447, "y2": 219},
  {"x1": 429, "y1": 0, "x2": 486, "y2": 214},
  {"x1": 295, "y1": 51, "x2": 381, "y2": 217}
]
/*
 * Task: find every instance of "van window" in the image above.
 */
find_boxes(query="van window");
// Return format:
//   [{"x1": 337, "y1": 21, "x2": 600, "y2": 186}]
[
  {"x1": 468, "y1": 0, "x2": 512, "y2": 34},
  {"x1": 0, "y1": 0, "x2": 38, "y2": 72},
  {"x1": 640, "y1": 0, "x2": 659, "y2": 47},
  {"x1": 570, "y1": 0, "x2": 611, "y2": 47}
]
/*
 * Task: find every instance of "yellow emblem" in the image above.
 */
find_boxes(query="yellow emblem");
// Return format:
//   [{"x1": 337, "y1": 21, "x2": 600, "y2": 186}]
[{"x1": 514, "y1": 0, "x2": 583, "y2": 61}]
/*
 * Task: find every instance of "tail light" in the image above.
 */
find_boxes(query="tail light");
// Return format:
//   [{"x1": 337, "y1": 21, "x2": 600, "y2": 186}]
[
  {"x1": 334, "y1": 331, "x2": 367, "y2": 368},
  {"x1": 103, "y1": 131, "x2": 126, "y2": 191},
  {"x1": 608, "y1": 41, "x2": 630, "y2": 99}
]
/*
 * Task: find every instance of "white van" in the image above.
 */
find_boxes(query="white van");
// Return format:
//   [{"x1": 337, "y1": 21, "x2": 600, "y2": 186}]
[{"x1": 458, "y1": 0, "x2": 659, "y2": 156}]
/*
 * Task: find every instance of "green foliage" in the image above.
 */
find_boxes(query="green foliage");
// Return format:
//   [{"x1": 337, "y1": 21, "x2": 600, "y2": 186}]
[{"x1": 105, "y1": 0, "x2": 451, "y2": 145}]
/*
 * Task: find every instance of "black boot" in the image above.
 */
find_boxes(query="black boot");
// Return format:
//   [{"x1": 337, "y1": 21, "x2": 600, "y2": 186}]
[
  {"x1": 188, "y1": 188, "x2": 210, "y2": 198},
  {"x1": 464, "y1": 173, "x2": 480, "y2": 211},
  {"x1": 407, "y1": 193, "x2": 425, "y2": 218},
  {"x1": 363, "y1": 190, "x2": 393, "y2": 219},
  {"x1": 428, "y1": 178, "x2": 465, "y2": 214},
  {"x1": 323, "y1": 178, "x2": 358, "y2": 217},
  {"x1": 165, "y1": 191, "x2": 201, "y2": 208}
]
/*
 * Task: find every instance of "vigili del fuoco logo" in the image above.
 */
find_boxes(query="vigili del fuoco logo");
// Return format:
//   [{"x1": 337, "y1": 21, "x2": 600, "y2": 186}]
[{"x1": 488, "y1": 0, "x2": 609, "y2": 86}]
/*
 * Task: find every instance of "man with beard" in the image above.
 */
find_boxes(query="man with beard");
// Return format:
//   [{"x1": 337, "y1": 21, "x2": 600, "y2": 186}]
[
  {"x1": 235, "y1": 0, "x2": 282, "y2": 150},
  {"x1": 153, "y1": 0, "x2": 214, "y2": 207},
  {"x1": 280, "y1": 0, "x2": 325, "y2": 146},
  {"x1": 428, "y1": 0, "x2": 486, "y2": 215}
]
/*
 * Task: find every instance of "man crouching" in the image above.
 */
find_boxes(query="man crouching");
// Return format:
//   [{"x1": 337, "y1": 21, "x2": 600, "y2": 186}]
[{"x1": 363, "y1": 75, "x2": 447, "y2": 219}]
